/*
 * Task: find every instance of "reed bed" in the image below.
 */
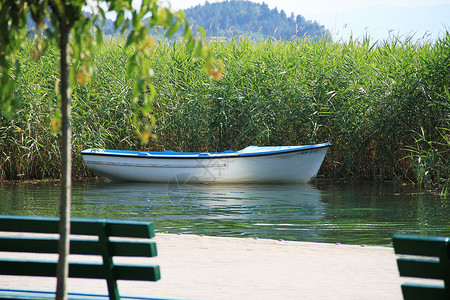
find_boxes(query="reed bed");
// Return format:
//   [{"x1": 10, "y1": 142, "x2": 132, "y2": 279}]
[{"x1": 1, "y1": 33, "x2": 449, "y2": 195}]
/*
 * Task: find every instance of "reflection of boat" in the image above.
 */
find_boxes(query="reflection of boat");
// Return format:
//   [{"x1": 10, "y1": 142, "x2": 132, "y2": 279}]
[
  {"x1": 81, "y1": 142, "x2": 331, "y2": 184},
  {"x1": 78, "y1": 182, "x2": 326, "y2": 238},
  {"x1": 80, "y1": 182, "x2": 324, "y2": 213}
]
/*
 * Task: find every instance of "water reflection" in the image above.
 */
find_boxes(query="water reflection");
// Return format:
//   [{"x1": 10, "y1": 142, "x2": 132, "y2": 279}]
[
  {"x1": 1, "y1": 180, "x2": 448, "y2": 246},
  {"x1": 75, "y1": 182, "x2": 326, "y2": 240},
  {"x1": 80, "y1": 182, "x2": 323, "y2": 210}
]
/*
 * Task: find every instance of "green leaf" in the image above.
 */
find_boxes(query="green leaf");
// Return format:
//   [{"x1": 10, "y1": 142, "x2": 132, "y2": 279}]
[
  {"x1": 166, "y1": 20, "x2": 180, "y2": 37},
  {"x1": 149, "y1": 83, "x2": 156, "y2": 100},
  {"x1": 198, "y1": 26, "x2": 206, "y2": 39},
  {"x1": 161, "y1": 9, "x2": 173, "y2": 27},
  {"x1": 125, "y1": 31, "x2": 135, "y2": 47},
  {"x1": 115, "y1": 10, "x2": 124, "y2": 29},
  {"x1": 186, "y1": 38, "x2": 196, "y2": 52},
  {"x1": 95, "y1": 25, "x2": 103, "y2": 43}
]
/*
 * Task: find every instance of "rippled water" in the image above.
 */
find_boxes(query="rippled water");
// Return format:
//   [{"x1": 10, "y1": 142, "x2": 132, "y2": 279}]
[{"x1": 1, "y1": 180, "x2": 448, "y2": 246}]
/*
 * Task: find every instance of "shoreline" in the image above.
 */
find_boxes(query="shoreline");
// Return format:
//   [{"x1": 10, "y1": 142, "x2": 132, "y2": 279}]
[{"x1": 1, "y1": 233, "x2": 404, "y2": 299}]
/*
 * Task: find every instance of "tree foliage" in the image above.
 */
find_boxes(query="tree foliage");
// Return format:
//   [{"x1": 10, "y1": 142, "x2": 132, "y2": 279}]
[
  {"x1": 0, "y1": 0, "x2": 218, "y2": 133},
  {"x1": 0, "y1": 1, "x2": 218, "y2": 299}
]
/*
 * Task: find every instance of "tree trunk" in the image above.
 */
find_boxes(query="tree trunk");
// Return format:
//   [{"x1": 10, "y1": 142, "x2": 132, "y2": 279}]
[{"x1": 56, "y1": 7, "x2": 72, "y2": 300}]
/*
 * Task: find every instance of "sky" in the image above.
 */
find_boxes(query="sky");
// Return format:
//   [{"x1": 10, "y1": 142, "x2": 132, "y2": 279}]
[{"x1": 162, "y1": 0, "x2": 450, "y2": 41}]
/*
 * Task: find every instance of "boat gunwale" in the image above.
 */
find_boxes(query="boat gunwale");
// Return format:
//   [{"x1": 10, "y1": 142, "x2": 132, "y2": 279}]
[{"x1": 81, "y1": 142, "x2": 332, "y2": 160}]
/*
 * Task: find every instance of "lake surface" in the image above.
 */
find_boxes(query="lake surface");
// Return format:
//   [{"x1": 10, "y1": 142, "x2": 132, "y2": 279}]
[{"x1": 1, "y1": 180, "x2": 448, "y2": 246}]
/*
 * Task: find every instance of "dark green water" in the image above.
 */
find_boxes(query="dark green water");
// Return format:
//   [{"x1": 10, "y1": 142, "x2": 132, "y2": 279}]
[{"x1": 0, "y1": 180, "x2": 448, "y2": 246}]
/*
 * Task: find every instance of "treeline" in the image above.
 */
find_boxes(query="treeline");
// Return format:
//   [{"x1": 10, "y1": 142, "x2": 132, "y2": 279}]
[
  {"x1": 1, "y1": 34, "x2": 449, "y2": 196},
  {"x1": 183, "y1": 1, "x2": 328, "y2": 39},
  {"x1": 26, "y1": 1, "x2": 328, "y2": 40},
  {"x1": 96, "y1": 1, "x2": 328, "y2": 40}
]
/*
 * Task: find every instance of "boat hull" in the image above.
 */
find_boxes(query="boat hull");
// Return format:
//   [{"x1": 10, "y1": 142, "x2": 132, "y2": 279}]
[{"x1": 81, "y1": 143, "x2": 331, "y2": 184}]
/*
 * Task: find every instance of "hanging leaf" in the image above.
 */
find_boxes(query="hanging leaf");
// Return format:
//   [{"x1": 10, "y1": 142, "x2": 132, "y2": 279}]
[
  {"x1": 115, "y1": 10, "x2": 124, "y2": 29},
  {"x1": 166, "y1": 20, "x2": 181, "y2": 37}
]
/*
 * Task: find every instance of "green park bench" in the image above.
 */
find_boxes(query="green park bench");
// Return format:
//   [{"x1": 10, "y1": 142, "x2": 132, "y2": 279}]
[
  {"x1": 392, "y1": 234, "x2": 449, "y2": 300},
  {"x1": 0, "y1": 215, "x2": 161, "y2": 300}
]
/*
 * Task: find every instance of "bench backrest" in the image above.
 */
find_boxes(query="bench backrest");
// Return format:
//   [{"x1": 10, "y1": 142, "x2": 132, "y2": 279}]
[
  {"x1": 0, "y1": 215, "x2": 160, "y2": 300},
  {"x1": 392, "y1": 234, "x2": 449, "y2": 300}
]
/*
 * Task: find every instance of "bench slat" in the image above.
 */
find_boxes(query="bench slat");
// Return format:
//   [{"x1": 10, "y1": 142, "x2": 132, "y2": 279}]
[
  {"x1": 0, "y1": 260, "x2": 58, "y2": 277},
  {"x1": 0, "y1": 216, "x2": 155, "y2": 239},
  {"x1": 109, "y1": 241, "x2": 157, "y2": 257},
  {"x1": 70, "y1": 219, "x2": 155, "y2": 238},
  {"x1": 102, "y1": 220, "x2": 155, "y2": 239},
  {"x1": 0, "y1": 260, "x2": 161, "y2": 281},
  {"x1": 393, "y1": 234, "x2": 449, "y2": 257},
  {"x1": 0, "y1": 237, "x2": 157, "y2": 257},
  {"x1": 70, "y1": 262, "x2": 161, "y2": 281},
  {"x1": 110, "y1": 264, "x2": 161, "y2": 281},
  {"x1": 0, "y1": 237, "x2": 60, "y2": 253},
  {"x1": 397, "y1": 258, "x2": 444, "y2": 280},
  {"x1": 0, "y1": 216, "x2": 59, "y2": 234},
  {"x1": 401, "y1": 283, "x2": 447, "y2": 300}
]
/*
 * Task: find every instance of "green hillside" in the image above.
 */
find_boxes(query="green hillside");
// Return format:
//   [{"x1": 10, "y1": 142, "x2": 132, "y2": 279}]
[{"x1": 184, "y1": 1, "x2": 329, "y2": 39}]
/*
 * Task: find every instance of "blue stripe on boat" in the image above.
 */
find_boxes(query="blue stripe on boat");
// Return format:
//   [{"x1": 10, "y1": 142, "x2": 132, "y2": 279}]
[{"x1": 81, "y1": 142, "x2": 332, "y2": 159}]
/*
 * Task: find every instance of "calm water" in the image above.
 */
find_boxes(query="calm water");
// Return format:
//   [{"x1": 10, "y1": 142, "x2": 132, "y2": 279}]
[{"x1": 0, "y1": 180, "x2": 448, "y2": 246}]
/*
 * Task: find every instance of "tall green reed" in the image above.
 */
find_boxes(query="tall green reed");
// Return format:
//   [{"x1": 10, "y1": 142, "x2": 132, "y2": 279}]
[{"x1": 1, "y1": 32, "x2": 448, "y2": 195}]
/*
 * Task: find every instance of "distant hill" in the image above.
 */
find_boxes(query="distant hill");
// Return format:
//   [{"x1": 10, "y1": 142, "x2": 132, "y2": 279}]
[
  {"x1": 29, "y1": 1, "x2": 329, "y2": 40},
  {"x1": 184, "y1": 1, "x2": 329, "y2": 40}
]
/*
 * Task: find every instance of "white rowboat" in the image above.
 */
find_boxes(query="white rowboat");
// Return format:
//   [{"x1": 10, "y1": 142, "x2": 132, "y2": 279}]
[{"x1": 81, "y1": 142, "x2": 331, "y2": 183}]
